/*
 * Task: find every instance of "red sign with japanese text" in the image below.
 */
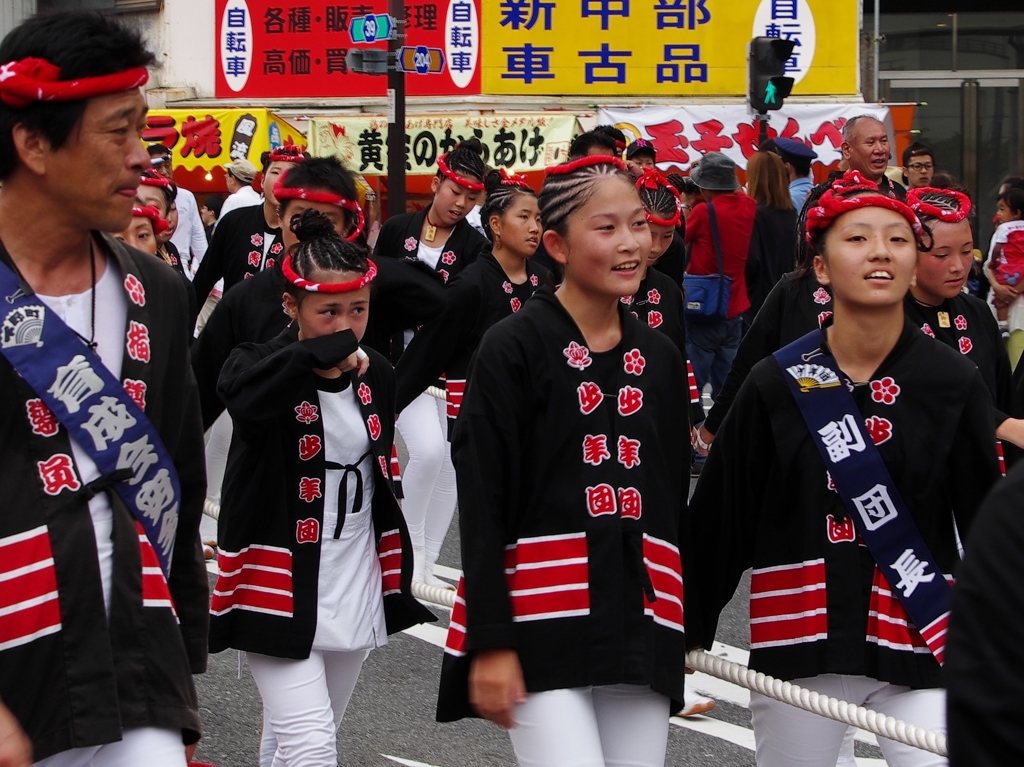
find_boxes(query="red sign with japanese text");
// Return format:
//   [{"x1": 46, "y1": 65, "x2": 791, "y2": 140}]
[{"x1": 215, "y1": 0, "x2": 481, "y2": 99}]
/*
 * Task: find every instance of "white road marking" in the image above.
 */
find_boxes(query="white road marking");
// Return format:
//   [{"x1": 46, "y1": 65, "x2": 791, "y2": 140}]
[{"x1": 381, "y1": 755, "x2": 447, "y2": 767}]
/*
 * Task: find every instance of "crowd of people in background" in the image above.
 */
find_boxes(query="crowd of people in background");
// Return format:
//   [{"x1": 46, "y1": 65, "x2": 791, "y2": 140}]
[{"x1": 6, "y1": 10, "x2": 1024, "y2": 767}]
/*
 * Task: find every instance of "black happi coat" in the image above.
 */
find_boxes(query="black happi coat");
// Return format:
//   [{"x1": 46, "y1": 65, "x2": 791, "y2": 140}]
[
  {"x1": 0, "y1": 235, "x2": 208, "y2": 760},
  {"x1": 704, "y1": 269, "x2": 832, "y2": 435},
  {"x1": 688, "y1": 321, "x2": 1000, "y2": 689},
  {"x1": 373, "y1": 208, "x2": 488, "y2": 285},
  {"x1": 437, "y1": 289, "x2": 690, "y2": 721},
  {"x1": 192, "y1": 204, "x2": 283, "y2": 306},
  {"x1": 210, "y1": 329, "x2": 434, "y2": 658},
  {"x1": 395, "y1": 250, "x2": 551, "y2": 428},
  {"x1": 191, "y1": 257, "x2": 446, "y2": 430},
  {"x1": 947, "y1": 461, "x2": 1024, "y2": 766}
]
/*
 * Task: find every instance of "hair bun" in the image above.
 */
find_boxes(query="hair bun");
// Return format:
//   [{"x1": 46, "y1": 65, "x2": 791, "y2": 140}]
[
  {"x1": 484, "y1": 168, "x2": 505, "y2": 194},
  {"x1": 291, "y1": 208, "x2": 337, "y2": 242},
  {"x1": 457, "y1": 137, "x2": 484, "y2": 156}
]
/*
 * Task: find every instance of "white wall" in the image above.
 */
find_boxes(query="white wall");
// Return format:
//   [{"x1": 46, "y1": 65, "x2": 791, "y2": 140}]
[
  {"x1": 0, "y1": 0, "x2": 35, "y2": 38},
  {"x1": 145, "y1": 0, "x2": 216, "y2": 100}
]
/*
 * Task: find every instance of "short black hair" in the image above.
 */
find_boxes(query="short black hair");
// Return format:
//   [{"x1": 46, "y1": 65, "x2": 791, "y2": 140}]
[
  {"x1": 902, "y1": 141, "x2": 933, "y2": 167},
  {"x1": 277, "y1": 157, "x2": 362, "y2": 243},
  {"x1": 999, "y1": 188, "x2": 1024, "y2": 217},
  {"x1": 1002, "y1": 177, "x2": 1024, "y2": 193},
  {"x1": 0, "y1": 12, "x2": 155, "y2": 180},
  {"x1": 568, "y1": 131, "x2": 619, "y2": 160},
  {"x1": 592, "y1": 124, "x2": 626, "y2": 147}
]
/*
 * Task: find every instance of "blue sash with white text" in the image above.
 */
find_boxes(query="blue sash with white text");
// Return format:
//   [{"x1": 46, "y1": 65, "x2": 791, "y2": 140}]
[
  {"x1": 0, "y1": 259, "x2": 180, "y2": 577},
  {"x1": 773, "y1": 331, "x2": 951, "y2": 664}
]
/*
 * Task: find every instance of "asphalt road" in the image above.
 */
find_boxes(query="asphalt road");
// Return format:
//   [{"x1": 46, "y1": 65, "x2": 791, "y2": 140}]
[{"x1": 191, "y1": 474, "x2": 889, "y2": 767}]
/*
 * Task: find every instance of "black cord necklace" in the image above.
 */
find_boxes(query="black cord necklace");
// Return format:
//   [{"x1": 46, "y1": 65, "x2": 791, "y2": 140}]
[{"x1": 73, "y1": 240, "x2": 99, "y2": 352}]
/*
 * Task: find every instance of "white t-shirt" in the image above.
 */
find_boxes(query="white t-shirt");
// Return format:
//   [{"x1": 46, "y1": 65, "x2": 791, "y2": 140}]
[
  {"x1": 311, "y1": 377, "x2": 386, "y2": 652},
  {"x1": 217, "y1": 186, "x2": 262, "y2": 224},
  {"x1": 36, "y1": 258, "x2": 127, "y2": 617}
]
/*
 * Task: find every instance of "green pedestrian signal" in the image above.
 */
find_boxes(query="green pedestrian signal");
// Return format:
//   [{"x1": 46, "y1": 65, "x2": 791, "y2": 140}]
[{"x1": 748, "y1": 37, "x2": 795, "y2": 114}]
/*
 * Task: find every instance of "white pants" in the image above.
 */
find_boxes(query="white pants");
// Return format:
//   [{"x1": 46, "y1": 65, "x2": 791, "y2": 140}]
[
  {"x1": 749, "y1": 674, "x2": 946, "y2": 767},
  {"x1": 396, "y1": 392, "x2": 457, "y2": 568},
  {"x1": 204, "y1": 410, "x2": 233, "y2": 507},
  {"x1": 509, "y1": 685, "x2": 670, "y2": 767},
  {"x1": 34, "y1": 727, "x2": 185, "y2": 767},
  {"x1": 248, "y1": 649, "x2": 368, "y2": 767}
]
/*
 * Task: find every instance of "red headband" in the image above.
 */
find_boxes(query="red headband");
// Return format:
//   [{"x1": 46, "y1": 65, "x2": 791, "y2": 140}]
[
  {"x1": 132, "y1": 205, "x2": 169, "y2": 235},
  {"x1": 805, "y1": 171, "x2": 924, "y2": 245},
  {"x1": 545, "y1": 155, "x2": 627, "y2": 176},
  {"x1": 636, "y1": 169, "x2": 681, "y2": 227},
  {"x1": 140, "y1": 170, "x2": 171, "y2": 189},
  {"x1": 268, "y1": 144, "x2": 307, "y2": 163},
  {"x1": 498, "y1": 167, "x2": 531, "y2": 188},
  {"x1": 273, "y1": 183, "x2": 366, "y2": 242},
  {"x1": 281, "y1": 254, "x2": 377, "y2": 293},
  {"x1": 0, "y1": 58, "x2": 148, "y2": 108},
  {"x1": 906, "y1": 187, "x2": 972, "y2": 224},
  {"x1": 436, "y1": 153, "x2": 485, "y2": 191}
]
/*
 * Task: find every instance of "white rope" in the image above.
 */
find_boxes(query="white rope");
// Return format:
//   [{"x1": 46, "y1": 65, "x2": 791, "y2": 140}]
[
  {"x1": 408, "y1": 580, "x2": 947, "y2": 757},
  {"x1": 203, "y1": 498, "x2": 220, "y2": 521},
  {"x1": 426, "y1": 385, "x2": 447, "y2": 401}
]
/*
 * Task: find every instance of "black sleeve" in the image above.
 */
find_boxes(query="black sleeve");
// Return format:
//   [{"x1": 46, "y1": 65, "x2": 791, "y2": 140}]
[
  {"x1": 395, "y1": 279, "x2": 480, "y2": 414},
  {"x1": 217, "y1": 331, "x2": 358, "y2": 432},
  {"x1": 686, "y1": 370, "x2": 774, "y2": 649},
  {"x1": 191, "y1": 213, "x2": 235, "y2": 306},
  {"x1": 947, "y1": 462, "x2": 1024, "y2": 767},
  {"x1": 450, "y1": 328, "x2": 530, "y2": 651},
  {"x1": 372, "y1": 216, "x2": 408, "y2": 260},
  {"x1": 949, "y1": 370, "x2": 1002, "y2": 545},
  {"x1": 369, "y1": 256, "x2": 447, "y2": 337},
  {"x1": 703, "y1": 278, "x2": 788, "y2": 434}
]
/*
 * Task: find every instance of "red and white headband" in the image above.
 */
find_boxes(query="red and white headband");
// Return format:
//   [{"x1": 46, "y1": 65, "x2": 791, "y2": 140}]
[
  {"x1": 906, "y1": 187, "x2": 972, "y2": 223},
  {"x1": 636, "y1": 168, "x2": 681, "y2": 227},
  {"x1": 268, "y1": 144, "x2": 307, "y2": 163},
  {"x1": 273, "y1": 183, "x2": 366, "y2": 242},
  {"x1": 436, "y1": 153, "x2": 485, "y2": 191},
  {"x1": 281, "y1": 254, "x2": 377, "y2": 293},
  {"x1": 140, "y1": 170, "x2": 171, "y2": 189},
  {"x1": 545, "y1": 154, "x2": 627, "y2": 177},
  {"x1": 0, "y1": 58, "x2": 148, "y2": 108},
  {"x1": 132, "y1": 204, "x2": 169, "y2": 235},
  {"x1": 805, "y1": 171, "x2": 924, "y2": 245},
  {"x1": 498, "y1": 167, "x2": 532, "y2": 188}
]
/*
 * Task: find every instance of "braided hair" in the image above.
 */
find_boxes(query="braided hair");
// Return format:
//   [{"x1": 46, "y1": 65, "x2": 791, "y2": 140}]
[
  {"x1": 539, "y1": 156, "x2": 633, "y2": 236},
  {"x1": 636, "y1": 175, "x2": 677, "y2": 222},
  {"x1": 283, "y1": 209, "x2": 369, "y2": 303},
  {"x1": 439, "y1": 138, "x2": 486, "y2": 186},
  {"x1": 480, "y1": 169, "x2": 536, "y2": 243}
]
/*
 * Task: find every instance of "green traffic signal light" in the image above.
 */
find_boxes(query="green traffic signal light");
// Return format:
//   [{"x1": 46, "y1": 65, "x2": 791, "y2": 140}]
[{"x1": 748, "y1": 37, "x2": 795, "y2": 114}]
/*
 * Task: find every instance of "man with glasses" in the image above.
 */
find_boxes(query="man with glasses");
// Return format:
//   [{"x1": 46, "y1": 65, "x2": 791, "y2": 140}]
[{"x1": 902, "y1": 142, "x2": 935, "y2": 190}]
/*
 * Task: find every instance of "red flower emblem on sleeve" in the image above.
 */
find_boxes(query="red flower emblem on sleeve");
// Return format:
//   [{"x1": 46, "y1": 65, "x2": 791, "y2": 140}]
[
  {"x1": 954, "y1": 314, "x2": 967, "y2": 331},
  {"x1": 959, "y1": 336, "x2": 973, "y2": 355},
  {"x1": 247, "y1": 250, "x2": 261, "y2": 268},
  {"x1": 244, "y1": 272, "x2": 254, "y2": 279},
  {"x1": 864, "y1": 416, "x2": 893, "y2": 445},
  {"x1": 123, "y1": 274, "x2": 146, "y2": 307},
  {"x1": 404, "y1": 237, "x2": 417, "y2": 251},
  {"x1": 357, "y1": 382, "x2": 372, "y2": 405},
  {"x1": 298, "y1": 434, "x2": 322, "y2": 461},
  {"x1": 502, "y1": 281, "x2": 513, "y2": 294},
  {"x1": 296, "y1": 517, "x2": 319, "y2": 543},
  {"x1": 530, "y1": 274, "x2": 539, "y2": 286},
  {"x1": 620, "y1": 294, "x2": 634, "y2": 306},
  {"x1": 647, "y1": 288, "x2": 661, "y2": 305},
  {"x1": 647, "y1": 311, "x2": 663, "y2": 329},
  {"x1": 125, "y1": 321, "x2": 150, "y2": 363},
  {"x1": 920, "y1": 323, "x2": 935, "y2": 338},
  {"x1": 623, "y1": 349, "x2": 646, "y2": 376},
  {"x1": 441, "y1": 251, "x2": 456, "y2": 265},
  {"x1": 251, "y1": 233, "x2": 263, "y2": 247},
  {"x1": 617, "y1": 386, "x2": 644, "y2": 416},
  {"x1": 265, "y1": 258, "x2": 275, "y2": 269},
  {"x1": 563, "y1": 341, "x2": 593, "y2": 370},
  {"x1": 270, "y1": 242, "x2": 283, "y2": 255},
  {"x1": 813, "y1": 287, "x2": 831, "y2": 305},
  {"x1": 577, "y1": 382, "x2": 603, "y2": 414},
  {"x1": 25, "y1": 399, "x2": 59, "y2": 437},
  {"x1": 295, "y1": 401, "x2": 319, "y2": 424},
  {"x1": 869, "y1": 377, "x2": 900, "y2": 405},
  {"x1": 122, "y1": 379, "x2": 147, "y2": 411},
  {"x1": 367, "y1": 414, "x2": 382, "y2": 441},
  {"x1": 510, "y1": 297, "x2": 521, "y2": 312}
]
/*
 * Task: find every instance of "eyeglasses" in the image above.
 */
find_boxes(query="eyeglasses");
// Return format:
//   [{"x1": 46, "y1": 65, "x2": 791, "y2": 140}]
[{"x1": 907, "y1": 162, "x2": 934, "y2": 171}]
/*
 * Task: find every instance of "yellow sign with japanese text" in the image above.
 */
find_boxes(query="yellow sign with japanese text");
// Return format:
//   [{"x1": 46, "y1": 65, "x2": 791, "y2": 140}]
[
  {"x1": 143, "y1": 108, "x2": 306, "y2": 173},
  {"x1": 309, "y1": 113, "x2": 579, "y2": 176},
  {"x1": 482, "y1": 0, "x2": 858, "y2": 97}
]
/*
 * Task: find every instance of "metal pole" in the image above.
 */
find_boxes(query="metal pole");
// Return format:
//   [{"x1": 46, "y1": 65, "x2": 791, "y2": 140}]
[
  {"x1": 873, "y1": 0, "x2": 880, "y2": 102},
  {"x1": 952, "y1": 13, "x2": 958, "y2": 72},
  {"x1": 386, "y1": 0, "x2": 406, "y2": 218}
]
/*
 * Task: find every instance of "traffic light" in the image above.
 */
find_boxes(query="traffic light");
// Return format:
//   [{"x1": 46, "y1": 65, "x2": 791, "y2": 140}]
[
  {"x1": 748, "y1": 37, "x2": 795, "y2": 113},
  {"x1": 345, "y1": 49, "x2": 389, "y2": 75}
]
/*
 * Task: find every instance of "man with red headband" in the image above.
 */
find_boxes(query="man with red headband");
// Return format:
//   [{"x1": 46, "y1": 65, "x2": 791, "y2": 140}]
[
  {"x1": 191, "y1": 143, "x2": 309, "y2": 311},
  {"x1": 0, "y1": 12, "x2": 208, "y2": 767}
]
